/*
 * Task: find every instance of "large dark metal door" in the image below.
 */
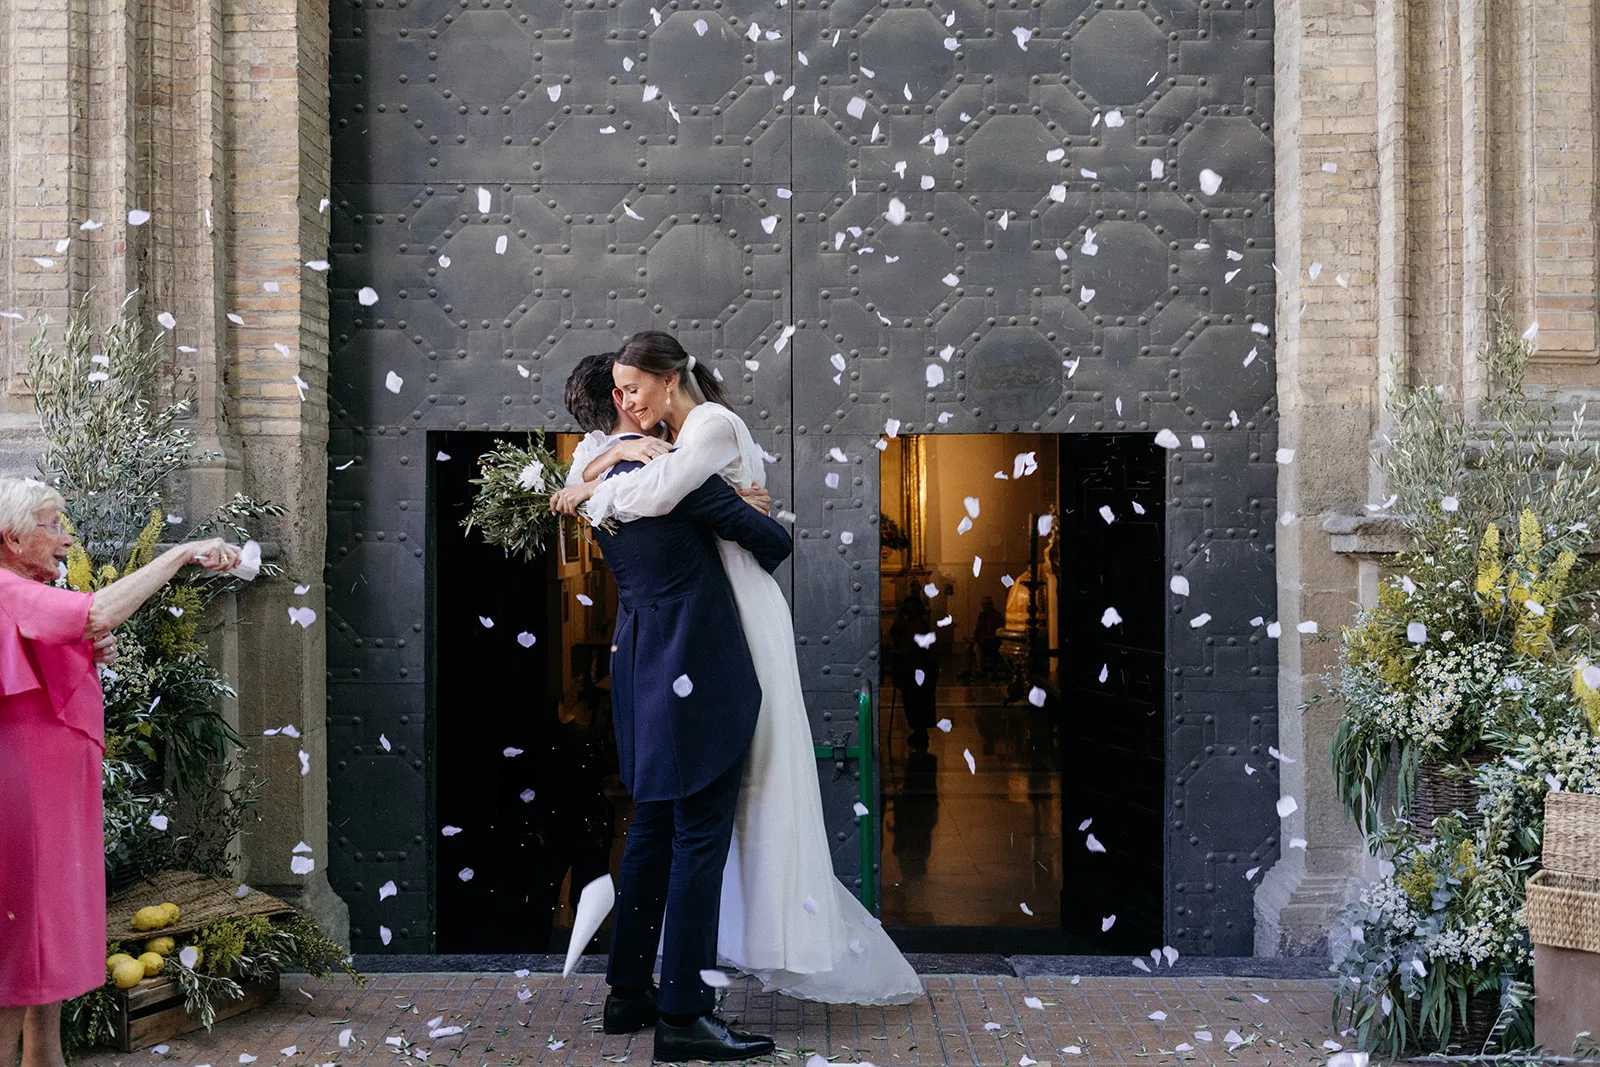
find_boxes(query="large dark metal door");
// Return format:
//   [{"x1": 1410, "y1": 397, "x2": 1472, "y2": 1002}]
[{"x1": 328, "y1": 0, "x2": 1279, "y2": 954}]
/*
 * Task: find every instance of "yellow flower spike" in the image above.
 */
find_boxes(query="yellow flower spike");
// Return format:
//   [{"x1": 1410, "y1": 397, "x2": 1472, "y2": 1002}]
[
  {"x1": 1476, "y1": 523, "x2": 1504, "y2": 616},
  {"x1": 1518, "y1": 507, "x2": 1542, "y2": 559},
  {"x1": 1574, "y1": 662, "x2": 1600, "y2": 736},
  {"x1": 94, "y1": 562, "x2": 120, "y2": 589},
  {"x1": 65, "y1": 540, "x2": 94, "y2": 592},
  {"x1": 128, "y1": 509, "x2": 165, "y2": 571}
]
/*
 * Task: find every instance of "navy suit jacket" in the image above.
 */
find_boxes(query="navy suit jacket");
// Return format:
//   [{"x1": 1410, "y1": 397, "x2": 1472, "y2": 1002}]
[{"x1": 595, "y1": 461, "x2": 792, "y2": 802}]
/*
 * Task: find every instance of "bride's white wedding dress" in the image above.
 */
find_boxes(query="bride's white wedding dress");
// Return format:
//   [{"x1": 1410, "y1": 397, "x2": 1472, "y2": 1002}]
[{"x1": 579, "y1": 403, "x2": 923, "y2": 1005}]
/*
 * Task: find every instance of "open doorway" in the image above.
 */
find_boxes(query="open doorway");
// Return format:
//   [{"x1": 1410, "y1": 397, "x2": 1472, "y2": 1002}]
[
  {"x1": 429, "y1": 431, "x2": 632, "y2": 952},
  {"x1": 877, "y1": 434, "x2": 1165, "y2": 953}
]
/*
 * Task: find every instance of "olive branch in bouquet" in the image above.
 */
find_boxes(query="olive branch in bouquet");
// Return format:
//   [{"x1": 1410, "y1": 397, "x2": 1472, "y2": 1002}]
[{"x1": 462, "y1": 434, "x2": 586, "y2": 563}]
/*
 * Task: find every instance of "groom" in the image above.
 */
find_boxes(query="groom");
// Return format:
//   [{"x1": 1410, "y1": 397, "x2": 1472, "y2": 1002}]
[{"x1": 563, "y1": 353, "x2": 787, "y2": 1062}]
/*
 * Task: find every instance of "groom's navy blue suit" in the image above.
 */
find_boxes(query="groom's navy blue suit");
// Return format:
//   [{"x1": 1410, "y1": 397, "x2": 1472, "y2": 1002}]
[{"x1": 594, "y1": 458, "x2": 791, "y2": 1016}]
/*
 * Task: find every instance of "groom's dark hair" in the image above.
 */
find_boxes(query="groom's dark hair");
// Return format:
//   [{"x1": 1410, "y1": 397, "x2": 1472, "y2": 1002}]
[{"x1": 565, "y1": 351, "x2": 619, "y2": 434}]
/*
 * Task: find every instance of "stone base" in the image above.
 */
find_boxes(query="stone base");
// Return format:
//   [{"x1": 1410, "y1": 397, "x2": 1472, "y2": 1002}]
[
  {"x1": 1254, "y1": 862, "x2": 1363, "y2": 958},
  {"x1": 254, "y1": 872, "x2": 351, "y2": 949}
]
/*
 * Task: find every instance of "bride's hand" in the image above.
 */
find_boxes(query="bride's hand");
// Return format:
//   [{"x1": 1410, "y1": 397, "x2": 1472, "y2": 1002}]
[
  {"x1": 738, "y1": 484, "x2": 772, "y2": 515},
  {"x1": 551, "y1": 481, "x2": 598, "y2": 515},
  {"x1": 614, "y1": 436, "x2": 669, "y2": 464}
]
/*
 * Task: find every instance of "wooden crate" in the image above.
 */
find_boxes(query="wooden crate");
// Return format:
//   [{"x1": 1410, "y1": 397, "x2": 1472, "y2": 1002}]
[{"x1": 113, "y1": 971, "x2": 280, "y2": 1052}]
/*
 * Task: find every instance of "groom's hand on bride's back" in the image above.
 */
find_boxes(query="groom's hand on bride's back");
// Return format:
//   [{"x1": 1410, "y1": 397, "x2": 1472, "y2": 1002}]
[
  {"x1": 684, "y1": 475, "x2": 792, "y2": 573},
  {"x1": 737, "y1": 484, "x2": 771, "y2": 515}
]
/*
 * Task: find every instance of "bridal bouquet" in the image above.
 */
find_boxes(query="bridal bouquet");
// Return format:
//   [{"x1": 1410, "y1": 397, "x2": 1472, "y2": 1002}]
[{"x1": 463, "y1": 435, "x2": 572, "y2": 562}]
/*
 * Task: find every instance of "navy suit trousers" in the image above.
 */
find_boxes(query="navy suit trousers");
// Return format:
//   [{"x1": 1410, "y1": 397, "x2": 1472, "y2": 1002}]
[{"x1": 606, "y1": 752, "x2": 745, "y2": 1015}]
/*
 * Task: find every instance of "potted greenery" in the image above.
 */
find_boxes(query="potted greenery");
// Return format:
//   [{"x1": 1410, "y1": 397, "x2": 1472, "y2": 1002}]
[
  {"x1": 1325, "y1": 298, "x2": 1600, "y2": 1056},
  {"x1": 26, "y1": 301, "x2": 360, "y2": 1054}
]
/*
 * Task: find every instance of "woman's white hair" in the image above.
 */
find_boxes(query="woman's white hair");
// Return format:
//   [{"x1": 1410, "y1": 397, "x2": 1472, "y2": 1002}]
[{"x1": 0, "y1": 478, "x2": 66, "y2": 542}]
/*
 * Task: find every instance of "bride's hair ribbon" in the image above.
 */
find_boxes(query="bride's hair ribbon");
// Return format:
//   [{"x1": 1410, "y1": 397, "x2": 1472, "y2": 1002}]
[{"x1": 686, "y1": 354, "x2": 697, "y2": 372}]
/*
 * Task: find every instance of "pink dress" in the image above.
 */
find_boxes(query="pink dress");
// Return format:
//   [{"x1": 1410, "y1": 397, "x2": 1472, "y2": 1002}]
[{"x1": 0, "y1": 567, "x2": 101, "y2": 1006}]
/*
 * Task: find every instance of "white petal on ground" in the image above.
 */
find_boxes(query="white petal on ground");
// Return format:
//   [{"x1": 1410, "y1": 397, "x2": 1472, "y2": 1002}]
[
  {"x1": 1277, "y1": 795, "x2": 1299, "y2": 818},
  {"x1": 698, "y1": 969, "x2": 730, "y2": 988},
  {"x1": 1297, "y1": 620, "x2": 1319, "y2": 633},
  {"x1": 291, "y1": 855, "x2": 315, "y2": 875}
]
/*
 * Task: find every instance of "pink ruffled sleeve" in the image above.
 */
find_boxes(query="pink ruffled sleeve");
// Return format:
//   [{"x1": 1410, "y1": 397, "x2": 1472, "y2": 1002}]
[{"x1": 0, "y1": 568, "x2": 102, "y2": 747}]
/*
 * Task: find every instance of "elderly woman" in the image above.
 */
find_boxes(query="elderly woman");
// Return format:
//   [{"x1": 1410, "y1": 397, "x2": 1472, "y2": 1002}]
[{"x1": 0, "y1": 478, "x2": 239, "y2": 1067}]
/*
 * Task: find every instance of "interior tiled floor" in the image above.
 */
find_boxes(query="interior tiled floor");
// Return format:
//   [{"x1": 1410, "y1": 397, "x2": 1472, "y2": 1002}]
[{"x1": 880, "y1": 682, "x2": 1064, "y2": 929}]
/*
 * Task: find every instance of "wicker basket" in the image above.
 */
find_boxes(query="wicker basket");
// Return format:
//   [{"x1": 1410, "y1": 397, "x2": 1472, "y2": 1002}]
[
  {"x1": 1526, "y1": 868, "x2": 1600, "y2": 954},
  {"x1": 1452, "y1": 990, "x2": 1503, "y2": 1052},
  {"x1": 1543, "y1": 792, "x2": 1600, "y2": 878},
  {"x1": 1410, "y1": 747, "x2": 1495, "y2": 836}
]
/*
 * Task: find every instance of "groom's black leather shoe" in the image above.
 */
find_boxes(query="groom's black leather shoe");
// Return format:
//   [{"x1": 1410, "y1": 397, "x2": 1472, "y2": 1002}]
[
  {"x1": 652, "y1": 1013, "x2": 775, "y2": 1062},
  {"x1": 602, "y1": 986, "x2": 659, "y2": 1034}
]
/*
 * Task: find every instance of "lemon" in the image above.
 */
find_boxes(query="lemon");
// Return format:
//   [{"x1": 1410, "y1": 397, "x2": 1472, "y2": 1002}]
[
  {"x1": 159, "y1": 902, "x2": 180, "y2": 924},
  {"x1": 107, "y1": 953, "x2": 135, "y2": 974},
  {"x1": 145, "y1": 936, "x2": 176, "y2": 956},
  {"x1": 137, "y1": 952, "x2": 165, "y2": 977},
  {"x1": 112, "y1": 959, "x2": 146, "y2": 989},
  {"x1": 132, "y1": 905, "x2": 166, "y2": 931}
]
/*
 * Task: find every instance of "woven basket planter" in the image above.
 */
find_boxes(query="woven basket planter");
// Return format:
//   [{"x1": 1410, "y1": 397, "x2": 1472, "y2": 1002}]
[
  {"x1": 1451, "y1": 990, "x2": 1503, "y2": 1052},
  {"x1": 1527, "y1": 869, "x2": 1600, "y2": 954},
  {"x1": 1410, "y1": 747, "x2": 1496, "y2": 836},
  {"x1": 1543, "y1": 792, "x2": 1600, "y2": 879}
]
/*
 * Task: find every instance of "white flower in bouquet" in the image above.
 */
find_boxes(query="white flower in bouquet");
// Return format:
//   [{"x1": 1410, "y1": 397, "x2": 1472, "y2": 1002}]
[{"x1": 517, "y1": 460, "x2": 546, "y2": 492}]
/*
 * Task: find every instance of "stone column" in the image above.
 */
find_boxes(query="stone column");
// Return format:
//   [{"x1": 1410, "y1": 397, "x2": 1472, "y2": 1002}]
[{"x1": 1256, "y1": 0, "x2": 1380, "y2": 956}]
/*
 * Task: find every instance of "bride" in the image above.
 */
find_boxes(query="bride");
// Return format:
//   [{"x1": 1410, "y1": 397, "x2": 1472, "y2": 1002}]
[{"x1": 553, "y1": 332, "x2": 923, "y2": 1006}]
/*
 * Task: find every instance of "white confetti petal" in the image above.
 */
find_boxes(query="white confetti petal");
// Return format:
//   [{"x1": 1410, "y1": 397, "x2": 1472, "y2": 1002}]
[
  {"x1": 1198, "y1": 168, "x2": 1223, "y2": 195},
  {"x1": 1277, "y1": 795, "x2": 1299, "y2": 818},
  {"x1": 963, "y1": 749, "x2": 976, "y2": 774},
  {"x1": 357, "y1": 287, "x2": 379, "y2": 306},
  {"x1": 385, "y1": 371, "x2": 403, "y2": 394},
  {"x1": 673, "y1": 674, "x2": 694, "y2": 698},
  {"x1": 379, "y1": 880, "x2": 397, "y2": 901}
]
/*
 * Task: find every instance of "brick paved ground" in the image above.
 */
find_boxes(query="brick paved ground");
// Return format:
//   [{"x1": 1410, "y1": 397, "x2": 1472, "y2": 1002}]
[{"x1": 76, "y1": 973, "x2": 1347, "y2": 1067}]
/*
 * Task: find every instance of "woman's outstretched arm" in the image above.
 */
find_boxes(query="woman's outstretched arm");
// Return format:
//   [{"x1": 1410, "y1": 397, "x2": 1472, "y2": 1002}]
[{"x1": 583, "y1": 408, "x2": 743, "y2": 524}]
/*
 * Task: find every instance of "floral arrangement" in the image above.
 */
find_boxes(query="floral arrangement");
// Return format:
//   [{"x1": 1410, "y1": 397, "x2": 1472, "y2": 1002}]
[
  {"x1": 879, "y1": 512, "x2": 910, "y2": 551},
  {"x1": 1326, "y1": 297, "x2": 1600, "y2": 1055},
  {"x1": 68, "y1": 914, "x2": 362, "y2": 1057},
  {"x1": 462, "y1": 435, "x2": 573, "y2": 562},
  {"x1": 1330, "y1": 510, "x2": 1593, "y2": 836}
]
